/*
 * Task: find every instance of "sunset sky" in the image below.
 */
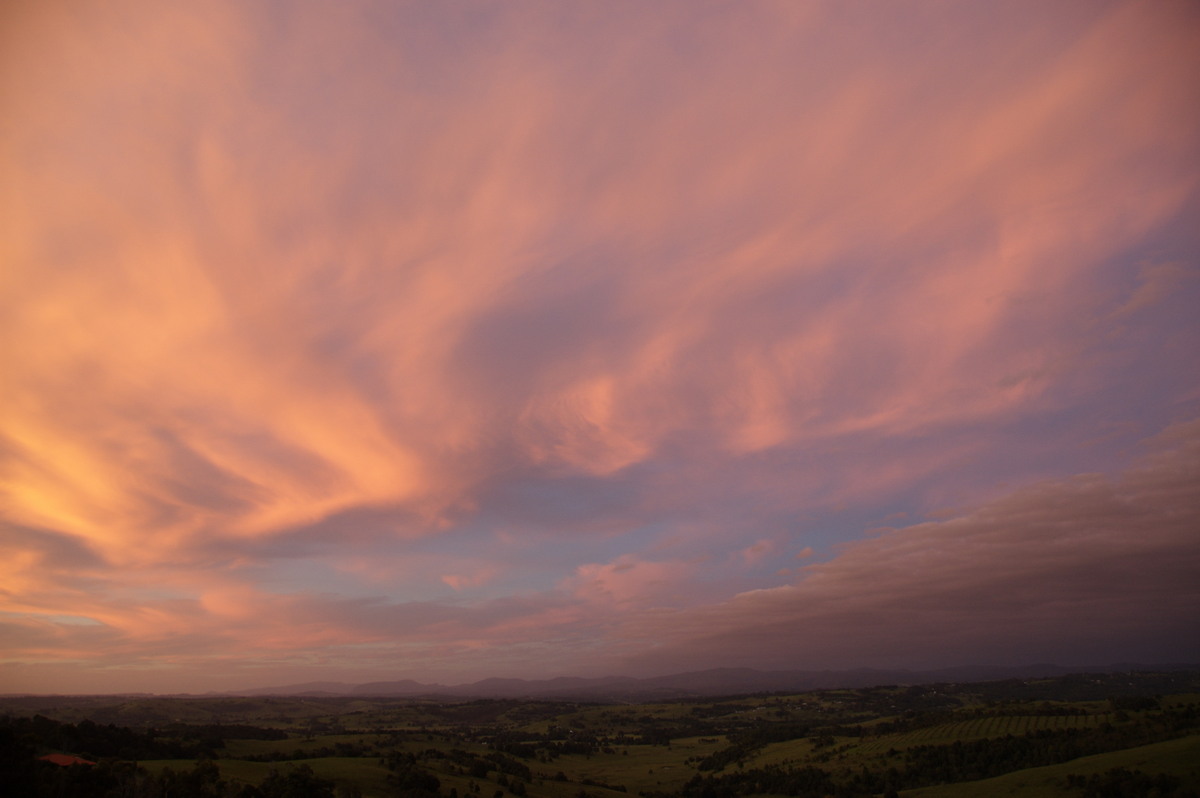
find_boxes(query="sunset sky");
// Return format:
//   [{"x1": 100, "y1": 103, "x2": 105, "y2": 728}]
[{"x1": 2, "y1": 0, "x2": 1199, "y2": 695}]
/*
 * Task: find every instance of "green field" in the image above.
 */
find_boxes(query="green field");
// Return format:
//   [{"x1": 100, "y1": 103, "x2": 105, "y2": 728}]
[
  {"x1": 5, "y1": 670, "x2": 1200, "y2": 797},
  {"x1": 902, "y1": 734, "x2": 1200, "y2": 797}
]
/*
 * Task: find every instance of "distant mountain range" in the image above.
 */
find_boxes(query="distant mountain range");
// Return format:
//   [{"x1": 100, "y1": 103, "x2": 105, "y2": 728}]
[{"x1": 223, "y1": 663, "x2": 1198, "y2": 701}]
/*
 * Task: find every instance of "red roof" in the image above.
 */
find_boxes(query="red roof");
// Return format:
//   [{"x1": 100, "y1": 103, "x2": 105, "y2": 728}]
[{"x1": 39, "y1": 753, "x2": 97, "y2": 767}]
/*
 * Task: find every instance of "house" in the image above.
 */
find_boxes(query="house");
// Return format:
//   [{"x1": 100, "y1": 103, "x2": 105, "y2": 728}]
[{"x1": 38, "y1": 753, "x2": 97, "y2": 767}]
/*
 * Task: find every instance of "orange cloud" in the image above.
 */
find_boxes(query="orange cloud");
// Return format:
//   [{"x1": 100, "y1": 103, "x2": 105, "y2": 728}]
[
  {"x1": 1, "y1": 0, "x2": 1197, "y2": 690},
  {"x1": 6, "y1": 0, "x2": 1196, "y2": 563}
]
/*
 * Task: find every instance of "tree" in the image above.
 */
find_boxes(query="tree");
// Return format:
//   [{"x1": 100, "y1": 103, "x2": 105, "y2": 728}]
[{"x1": 259, "y1": 765, "x2": 337, "y2": 798}]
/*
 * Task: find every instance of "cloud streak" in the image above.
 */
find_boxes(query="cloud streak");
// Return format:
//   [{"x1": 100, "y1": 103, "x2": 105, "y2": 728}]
[
  {"x1": 1, "y1": 0, "x2": 1198, "y2": 691},
  {"x1": 618, "y1": 419, "x2": 1200, "y2": 673}
]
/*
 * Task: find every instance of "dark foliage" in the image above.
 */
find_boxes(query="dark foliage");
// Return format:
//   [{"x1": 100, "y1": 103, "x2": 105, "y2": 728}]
[
  {"x1": 0, "y1": 714, "x2": 216, "y2": 761},
  {"x1": 680, "y1": 765, "x2": 837, "y2": 798},
  {"x1": 255, "y1": 764, "x2": 337, "y2": 798}
]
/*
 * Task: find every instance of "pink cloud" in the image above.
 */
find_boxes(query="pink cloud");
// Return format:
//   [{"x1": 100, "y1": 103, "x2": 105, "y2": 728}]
[
  {"x1": 570, "y1": 556, "x2": 700, "y2": 609},
  {"x1": 619, "y1": 419, "x2": 1200, "y2": 673},
  {"x1": 4, "y1": 1, "x2": 1194, "y2": 570},
  {"x1": 1, "y1": 0, "x2": 1197, "y2": 691},
  {"x1": 441, "y1": 567, "x2": 500, "y2": 592},
  {"x1": 739, "y1": 539, "x2": 778, "y2": 566},
  {"x1": 1, "y1": 417, "x2": 1197, "y2": 689}
]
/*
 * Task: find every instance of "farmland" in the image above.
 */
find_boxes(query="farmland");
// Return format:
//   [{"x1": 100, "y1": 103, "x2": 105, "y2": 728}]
[{"x1": 3, "y1": 671, "x2": 1198, "y2": 797}]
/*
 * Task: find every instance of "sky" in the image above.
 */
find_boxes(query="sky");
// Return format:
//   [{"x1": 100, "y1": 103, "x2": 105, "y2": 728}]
[{"x1": 2, "y1": 0, "x2": 1199, "y2": 695}]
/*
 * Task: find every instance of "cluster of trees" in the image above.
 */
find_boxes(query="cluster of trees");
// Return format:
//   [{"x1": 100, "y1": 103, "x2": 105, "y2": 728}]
[
  {"x1": 0, "y1": 750, "x2": 339, "y2": 798},
  {"x1": 893, "y1": 718, "x2": 1195, "y2": 788},
  {"x1": 693, "y1": 722, "x2": 870, "y2": 772},
  {"x1": 676, "y1": 765, "x2": 839, "y2": 798},
  {"x1": 424, "y1": 700, "x2": 570, "y2": 726},
  {"x1": 384, "y1": 752, "x2": 440, "y2": 798},
  {"x1": 660, "y1": 704, "x2": 1200, "y2": 798},
  {"x1": 1, "y1": 715, "x2": 219, "y2": 761},
  {"x1": 382, "y1": 746, "x2": 539, "y2": 798},
  {"x1": 0, "y1": 716, "x2": 350, "y2": 797},
  {"x1": 414, "y1": 747, "x2": 531, "y2": 780},
  {"x1": 4, "y1": 671, "x2": 1196, "y2": 797},
  {"x1": 475, "y1": 720, "x2": 681, "y2": 759},
  {"x1": 163, "y1": 724, "x2": 290, "y2": 742},
  {"x1": 237, "y1": 740, "x2": 374, "y2": 762},
  {"x1": 477, "y1": 726, "x2": 604, "y2": 760}
]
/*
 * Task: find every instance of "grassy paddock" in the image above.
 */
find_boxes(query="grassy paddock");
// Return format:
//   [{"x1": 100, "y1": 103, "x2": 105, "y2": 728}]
[
  {"x1": 901, "y1": 733, "x2": 1200, "y2": 798},
  {"x1": 12, "y1": 674, "x2": 1198, "y2": 798},
  {"x1": 855, "y1": 712, "x2": 1115, "y2": 754}
]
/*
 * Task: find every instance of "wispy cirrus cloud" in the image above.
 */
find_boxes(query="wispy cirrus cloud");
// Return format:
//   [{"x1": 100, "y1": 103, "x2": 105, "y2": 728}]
[
  {"x1": 1, "y1": 0, "x2": 1197, "y2": 691},
  {"x1": 5, "y1": 416, "x2": 1196, "y2": 692}
]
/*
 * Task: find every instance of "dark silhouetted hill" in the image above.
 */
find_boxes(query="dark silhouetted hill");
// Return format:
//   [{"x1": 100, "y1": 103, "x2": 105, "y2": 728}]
[{"x1": 224, "y1": 663, "x2": 1200, "y2": 700}]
